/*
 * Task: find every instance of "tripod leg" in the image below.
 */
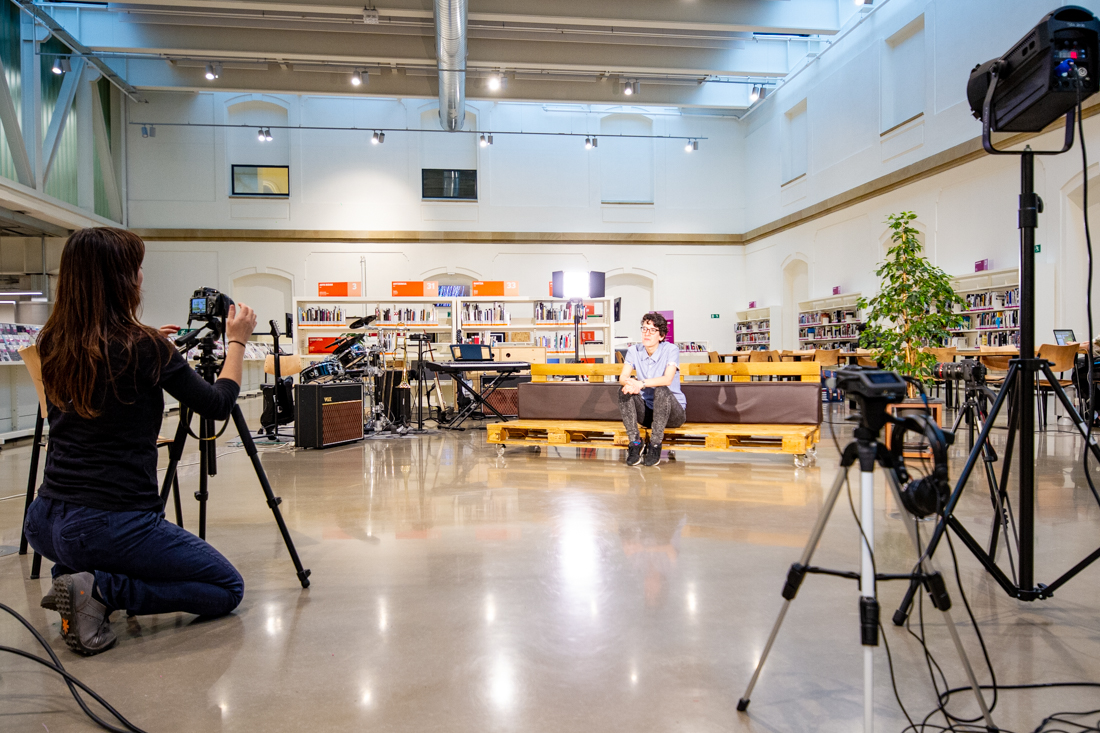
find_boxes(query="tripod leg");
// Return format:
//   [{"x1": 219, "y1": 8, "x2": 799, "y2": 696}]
[
  {"x1": 172, "y1": 475, "x2": 184, "y2": 529},
  {"x1": 159, "y1": 410, "x2": 191, "y2": 511},
  {"x1": 230, "y1": 405, "x2": 311, "y2": 588},
  {"x1": 197, "y1": 418, "x2": 210, "y2": 541},
  {"x1": 19, "y1": 411, "x2": 45, "y2": 556},
  {"x1": 738, "y1": 467, "x2": 849, "y2": 712},
  {"x1": 883, "y1": 471, "x2": 997, "y2": 731}
]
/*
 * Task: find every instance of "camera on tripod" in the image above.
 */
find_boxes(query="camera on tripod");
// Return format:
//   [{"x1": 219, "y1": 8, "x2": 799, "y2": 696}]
[
  {"x1": 189, "y1": 287, "x2": 233, "y2": 323},
  {"x1": 932, "y1": 358, "x2": 986, "y2": 385}
]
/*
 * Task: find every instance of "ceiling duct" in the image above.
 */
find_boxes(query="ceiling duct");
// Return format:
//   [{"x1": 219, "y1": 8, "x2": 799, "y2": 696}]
[{"x1": 434, "y1": 0, "x2": 467, "y2": 131}]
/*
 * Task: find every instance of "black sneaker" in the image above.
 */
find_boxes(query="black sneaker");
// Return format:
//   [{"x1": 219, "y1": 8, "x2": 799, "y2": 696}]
[
  {"x1": 625, "y1": 441, "x2": 644, "y2": 466},
  {"x1": 53, "y1": 572, "x2": 116, "y2": 656},
  {"x1": 643, "y1": 443, "x2": 662, "y2": 467}
]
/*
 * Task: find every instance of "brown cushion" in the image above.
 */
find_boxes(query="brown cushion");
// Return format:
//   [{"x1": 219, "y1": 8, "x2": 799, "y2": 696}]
[
  {"x1": 518, "y1": 381, "x2": 821, "y2": 425},
  {"x1": 682, "y1": 383, "x2": 821, "y2": 425}
]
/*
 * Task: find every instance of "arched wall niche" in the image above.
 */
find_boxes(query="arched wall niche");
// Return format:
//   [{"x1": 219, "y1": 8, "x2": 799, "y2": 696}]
[
  {"x1": 226, "y1": 99, "x2": 290, "y2": 169},
  {"x1": 605, "y1": 270, "x2": 656, "y2": 340},
  {"x1": 230, "y1": 269, "x2": 294, "y2": 327},
  {"x1": 782, "y1": 254, "x2": 810, "y2": 351}
]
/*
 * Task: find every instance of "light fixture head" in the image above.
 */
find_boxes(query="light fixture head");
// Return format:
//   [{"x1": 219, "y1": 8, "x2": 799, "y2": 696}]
[
  {"x1": 692, "y1": 140, "x2": 698, "y2": 151},
  {"x1": 141, "y1": 125, "x2": 149, "y2": 138},
  {"x1": 592, "y1": 136, "x2": 597, "y2": 148},
  {"x1": 51, "y1": 57, "x2": 63, "y2": 75},
  {"x1": 623, "y1": 80, "x2": 633, "y2": 96},
  {"x1": 378, "y1": 131, "x2": 385, "y2": 143},
  {"x1": 760, "y1": 86, "x2": 769, "y2": 100},
  {"x1": 214, "y1": 64, "x2": 222, "y2": 79},
  {"x1": 750, "y1": 84, "x2": 760, "y2": 102},
  {"x1": 149, "y1": 125, "x2": 156, "y2": 138},
  {"x1": 632, "y1": 81, "x2": 640, "y2": 95},
  {"x1": 585, "y1": 136, "x2": 592, "y2": 149},
  {"x1": 205, "y1": 63, "x2": 216, "y2": 80},
  {"x1": 685, "y1": 140, "x2": 693, "y2": 152},
  {"x1": 265, "y1": 128, "x2": 273, "y2": 141},
  {"x1": 488, "y1": 73, "x2": 501, "y2": 91},
  {"x1": 371, "y1": 131, "x2": 379, "y2": 144},
  {"x1": 258, "y1": 128, "x2": 265, "y2": 142},
  {"x1": 487, "y1": 134, "x2": 493, "y2": 145},
  {"x1": 351, "y1": 69, "x2": 362, "y2": 86},
  {"x1": 479, "y1": 134, "x2": 487, "y2": 147}
]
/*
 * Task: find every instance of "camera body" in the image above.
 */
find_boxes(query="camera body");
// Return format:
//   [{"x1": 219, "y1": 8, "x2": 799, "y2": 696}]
[
  {"x1": 189, "y1": 287, "x2": 233, "y2": 322},
  {"x1": 932, "y1": 359, "x2": 987, "y2": 385},
  {"x1": 835, "y1": 367, "x2": 908, "y2": 437}
]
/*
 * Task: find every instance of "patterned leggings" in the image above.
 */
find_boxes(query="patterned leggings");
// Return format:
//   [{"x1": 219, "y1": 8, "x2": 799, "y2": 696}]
[{"x1": 618, "y1": 387, "x2": 686, "y2": 446}]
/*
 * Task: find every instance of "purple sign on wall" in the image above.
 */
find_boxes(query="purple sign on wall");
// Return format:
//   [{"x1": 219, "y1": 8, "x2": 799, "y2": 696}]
[{"x1": 658, "y1": 310, "x2": 675, "y2": 343}]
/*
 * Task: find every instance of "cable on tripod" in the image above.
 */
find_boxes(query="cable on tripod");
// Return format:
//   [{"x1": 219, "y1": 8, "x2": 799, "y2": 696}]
[{"x1": 0, "y1": 602, "x2": 149, "y2": 733}]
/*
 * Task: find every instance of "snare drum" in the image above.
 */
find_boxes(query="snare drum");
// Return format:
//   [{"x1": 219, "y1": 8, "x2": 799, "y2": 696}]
[
  {"x1": 300, "y1": 359, "x2": 343, "y2": 383},
  {"x1": 336, "y1": 343, "x2": 368, "y2": 370}
]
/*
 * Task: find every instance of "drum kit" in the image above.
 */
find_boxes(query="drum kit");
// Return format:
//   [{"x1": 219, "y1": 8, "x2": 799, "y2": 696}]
[{"x1": 299, "y1": 315, "x2": 446, "y2": 433}]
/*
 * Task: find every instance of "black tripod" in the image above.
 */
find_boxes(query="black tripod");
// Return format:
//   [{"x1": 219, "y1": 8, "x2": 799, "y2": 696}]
[
  {"x1": 160, "y1": 332, "x2": 311, "y2": 588},
  {"x1": 892, "y1": 101, "x2": 1100, "y2": 620},
  {"x1": 738, "y1": 404, "x2": 995, "y2": 731}
]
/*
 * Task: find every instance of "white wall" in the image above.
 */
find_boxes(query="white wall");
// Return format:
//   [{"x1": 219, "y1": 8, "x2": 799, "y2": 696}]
[{"x1": 126, "y1": 95, "x2": 745, "y2": 235}]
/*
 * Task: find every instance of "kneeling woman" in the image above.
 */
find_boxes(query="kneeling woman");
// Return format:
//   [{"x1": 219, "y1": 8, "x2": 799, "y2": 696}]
[
  {"x1": 23, "y1": 228, "x2": 256, "y2": 655},
  {"x1": 617, "y1": 312, "x2": 687, "y2": 466}
]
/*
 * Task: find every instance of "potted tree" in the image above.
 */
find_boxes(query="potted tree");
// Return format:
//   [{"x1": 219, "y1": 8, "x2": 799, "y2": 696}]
[{"x1": 857, "y1": 211, "x2": 965, "y2": 403}]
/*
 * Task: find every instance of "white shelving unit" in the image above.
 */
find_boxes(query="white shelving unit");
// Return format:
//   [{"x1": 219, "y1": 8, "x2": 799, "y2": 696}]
[
  {"x1": 735, "y1": 306, "x2": 781, "y2": 351},
  {"x1": 292, "y1": 296, "x2": 458, "y2": 361},
  {"x1": 455, "y1": 296, "x2": 613, "y2": 362},
  {"x1": 946, "y1": 269, "x2": 1020, "y2": 349},
  {"x1": 798, "y1": 294, "x2": 862, "y2": 351}
]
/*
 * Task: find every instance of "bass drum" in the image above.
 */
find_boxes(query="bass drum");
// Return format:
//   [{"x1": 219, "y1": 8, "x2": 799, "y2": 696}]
[{"x1": 300, "y1": 359, "x2": 343, "y2": 384}]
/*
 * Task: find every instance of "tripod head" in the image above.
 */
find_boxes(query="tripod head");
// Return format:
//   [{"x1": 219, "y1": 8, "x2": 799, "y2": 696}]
[{"x1": 835, "y1": 367, "x2": 908, "y2": 441}]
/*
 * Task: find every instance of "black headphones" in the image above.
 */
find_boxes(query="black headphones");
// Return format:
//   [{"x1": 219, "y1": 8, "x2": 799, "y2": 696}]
[{"x1": 890, "y1": 413, "x2": 955, "y2": 518}]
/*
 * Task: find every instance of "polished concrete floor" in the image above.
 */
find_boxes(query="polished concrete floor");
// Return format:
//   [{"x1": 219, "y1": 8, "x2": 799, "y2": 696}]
[{"x1": 2, "y1": 398, "x2": 1100, "y2": 732}]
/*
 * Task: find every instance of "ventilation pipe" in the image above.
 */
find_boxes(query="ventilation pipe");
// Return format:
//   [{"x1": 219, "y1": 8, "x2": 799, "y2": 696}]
[{"x1": 434, "y1": 0, "x2": 467, "y2": 131}]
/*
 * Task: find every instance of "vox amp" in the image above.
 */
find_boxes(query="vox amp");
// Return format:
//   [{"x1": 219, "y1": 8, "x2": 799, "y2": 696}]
[{"x1": 294, "y1": 383, "x2": 364, "y2": 448}]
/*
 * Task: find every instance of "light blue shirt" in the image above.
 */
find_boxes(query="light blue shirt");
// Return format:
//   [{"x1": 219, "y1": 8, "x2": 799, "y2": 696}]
[{"x1": 626, "y1": 341, "x2": 686, "y2": 410}]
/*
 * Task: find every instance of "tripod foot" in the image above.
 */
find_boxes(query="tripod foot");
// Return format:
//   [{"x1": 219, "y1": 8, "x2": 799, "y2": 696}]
[
  {"x1": 736, "y1": 698, "x2": 750, "y2": 712},
  {"x1": 297, "y1": 568, "x2": 312, "y2": 588}
]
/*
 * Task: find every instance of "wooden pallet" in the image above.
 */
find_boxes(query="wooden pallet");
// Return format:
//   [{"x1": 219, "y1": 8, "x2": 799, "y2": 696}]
[{"x1": 486, "y1": 420, "x2": 820, "y2": 464}]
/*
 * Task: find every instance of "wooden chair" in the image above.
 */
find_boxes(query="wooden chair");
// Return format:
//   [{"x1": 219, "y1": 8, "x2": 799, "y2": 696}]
[
  {"x1": 748, "y1": 349, "x2": 772, "y2": 362},
  {"x1": 815, "y1": 349, "x2": 841, "y2": 402},
  {"x1": 978, "y1": 346, "x2": 1012, "y2": 388},
  {"x1": 814, "y1": 349, "x2": 841, "y2": 367},
  {"x1": 1037, "y1": 343, "x2": 1077, "y2": 430},
  {"x1": 707, "y1": 351, "x2": 723, "y2": 381}
]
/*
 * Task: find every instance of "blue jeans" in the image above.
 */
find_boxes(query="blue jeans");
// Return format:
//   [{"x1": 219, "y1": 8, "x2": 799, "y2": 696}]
[{"x1": 23, "y1": 496, "x2": 243, "y2": 617}]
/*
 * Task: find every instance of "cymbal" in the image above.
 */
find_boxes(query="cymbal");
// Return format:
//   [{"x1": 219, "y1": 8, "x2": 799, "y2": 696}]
[{"x1": 347, "y1": 314, "x2": 378, "y2": 330}]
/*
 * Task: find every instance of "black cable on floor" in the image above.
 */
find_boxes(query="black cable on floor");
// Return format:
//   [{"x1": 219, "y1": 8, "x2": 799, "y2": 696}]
[{"x1": 0, "y1": 601, "x2": 149, "y2": 733}]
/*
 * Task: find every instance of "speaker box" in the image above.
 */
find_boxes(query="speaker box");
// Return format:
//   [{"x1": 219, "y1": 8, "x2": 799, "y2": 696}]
[
  {"x1": 482, "y1": 375, "x2": 530, "y2": 417},
  {"x1": 295, "y1": 383, "x2": 364, "y2": 449}
]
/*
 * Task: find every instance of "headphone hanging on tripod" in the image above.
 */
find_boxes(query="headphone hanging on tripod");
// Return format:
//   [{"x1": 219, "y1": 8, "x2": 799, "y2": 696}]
[{"x1": 890, "y1": 413, "x2": 955, "y2": 518}]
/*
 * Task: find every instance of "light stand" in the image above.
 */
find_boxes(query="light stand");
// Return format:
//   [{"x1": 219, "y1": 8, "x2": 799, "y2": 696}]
[{"x1": 570, "y1": 297, "x2": 583, "y2": 363}]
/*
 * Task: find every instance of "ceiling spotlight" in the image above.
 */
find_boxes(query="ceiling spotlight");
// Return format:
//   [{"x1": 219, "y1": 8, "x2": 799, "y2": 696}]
[
  {"x1": 141, "y1": 125, "x2": 149, "y2": 138},
  {"x1": 623, "y1": 80, "x2": 633, "y2": 96},
  {"x1": 214, "y1": 64, "x2": 222, "y2": 79},
  {"x1": 750, "y1": 85, "x2": 760, "y2": 102},
  {"x1": 371, "y1": 131, "x2": 379, "y2": 144},
  {"x1": 692, "y1": 140, "x2": 698, "y2": 151},
  {"x1": 258, "y1": 128, "x2": 265, "y2": 142},
  {"x1": 52, "y1": 57, "x2": 63, "y2": 74},
  {"x1": 685, "y1": 139, "x2": 693, "y2": 152},
  {"x1": 264, "y1": 128, "x2": 273, "y2": 141},
  {"x1": 351, "y1": 69, "x2": 362, "y2": 86},
  {"x1": 205, "y1": 63, "x2": 216, "y2": 80},
  {"x1": 378, "y1": 131, "x2": 385, "y2": 143},
  {"x1": 488, "y1": 73, "x2": 501, "y2": 91},
  {"x1": 149, "y1": 125, "x2": 156, "y2": 137},
  {"x1": 479, "y1": 134, "x2": 487, "y2": 147},
  {"x1": 633, "y1": 81, "x2": 640, "y2": 95},
  {"x1": 585, "y1": 136, "x2": 592, "y2": 149},
  {"x1": 759, "y1": 86, "x2": 769, "y2": 100},
  {"x1": 592, "y1": 136, "x2": 598, "y2": 148},
  {"x1": 487, "y1": 134, "x2": 493, "y2": 145}
]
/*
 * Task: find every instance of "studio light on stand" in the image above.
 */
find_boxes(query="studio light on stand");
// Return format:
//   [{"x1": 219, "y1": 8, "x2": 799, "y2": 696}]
[{"x1": 552, "y1": 271, "x2": 605, "y2": 364}]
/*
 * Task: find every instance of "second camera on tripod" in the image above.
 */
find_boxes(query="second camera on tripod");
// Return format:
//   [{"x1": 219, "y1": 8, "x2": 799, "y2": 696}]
[{"x1": 932, "y1": 358, "x2": 987, "y2": 384}]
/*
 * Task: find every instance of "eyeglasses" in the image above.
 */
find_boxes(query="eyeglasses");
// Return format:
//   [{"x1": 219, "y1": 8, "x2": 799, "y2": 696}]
[{"x1": 640, "y1": 326, "x2": 660, "y2": 335}]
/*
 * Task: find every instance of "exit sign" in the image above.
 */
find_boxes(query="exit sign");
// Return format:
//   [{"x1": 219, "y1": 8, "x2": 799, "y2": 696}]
[
  {"x1": 711, "y1": 314, "x2": 720, "y2": 319},
  {"x1": 1035, "y1": 244, "x2": 1041, "y2": 253}
]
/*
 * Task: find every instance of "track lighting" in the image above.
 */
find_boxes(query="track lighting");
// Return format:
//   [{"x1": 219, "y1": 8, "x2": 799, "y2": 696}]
[
  {"x1": 52, "y1": 57, "x2": 62, "y2": 74},
  {"x1": 487, "y1": 134, "x2": 493, "y2": 145},
  {"x1": 371, "y1": 131, "x2": 379, "y2": 144},
  {"x1": 479, "y1": 134, "x2": 487, "y2": 147},
  {"x1": 634, "y1": 81, "x2": 641, "y2": 95},
  {"x1": 488, "y1": 73, "x2": 501, "y2": 91},
  {"x1": 351, "y1": 69, "x2": 363, "y2": 86},
  {"x1": 592, "y1": 136, "x2": 597, "y2": 148},
  {"x1": 685, "y1": 139, "x2": 693, "y2": 152},
  {"x1": 205, "y1": 63, "x2": 220, "y2": 80},
  {"x1": 258, "y1": 128, "x2": 265, "y2": 142},
  {"x1": 623, "y1": 80, "x2": 633, "y2": 96},
  {"x1": 585, "y1": 136, "x2": 592, "y2": 149},
  {"x1": 214, "y1": 64, "x2": 222, "y2": 79},
  {"x1": 378, "y1": 131, "x2": 384, "y2": 143},
  {"x1": 692, "y1": 140, "x2": 698, "y2": 151},
  {"x1": 51, "y1": 57, "x2": 72, "y2": 75},
  {"x1": 750, "y1": 85, "x2": 760, "y2": 102},
  {"x1": 141, "y1": 125, "x2": 149, "y2": 138},
  {"x1": 759, "y1": 86, "x2": 768, "y2": 100}
]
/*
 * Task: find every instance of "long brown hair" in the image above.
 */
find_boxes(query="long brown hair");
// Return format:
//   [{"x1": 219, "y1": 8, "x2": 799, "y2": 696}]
[{"x1": 38, "y1": 228, "x2": 167, "y2": 418}]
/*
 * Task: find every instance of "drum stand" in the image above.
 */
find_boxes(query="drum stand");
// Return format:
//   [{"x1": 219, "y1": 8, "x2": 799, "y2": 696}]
[{"x1": 737, "y1": 426, "x2": 996, "y2": 732}]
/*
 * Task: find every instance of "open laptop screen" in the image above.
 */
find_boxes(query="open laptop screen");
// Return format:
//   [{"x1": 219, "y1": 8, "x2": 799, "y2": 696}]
[{"x1": 1054, "y1": 329, "x2": 1076, "y2": 346}]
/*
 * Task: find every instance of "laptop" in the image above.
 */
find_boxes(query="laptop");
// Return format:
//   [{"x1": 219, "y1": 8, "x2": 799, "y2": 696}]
[{"x1": 1054, "y1": 329, "x2": 1076, "y2": 346}]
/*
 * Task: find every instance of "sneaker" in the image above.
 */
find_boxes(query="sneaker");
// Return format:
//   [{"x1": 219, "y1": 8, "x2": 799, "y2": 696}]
[
  {"x1": 643, "y1": 443, "x2": 662, "y2": 467},
  {"x1": 625, "y1": 440, "x2": 644, "y2": 466},
  {"x1": 53, "y1": 572, "x2": 116, "y2": 656}
]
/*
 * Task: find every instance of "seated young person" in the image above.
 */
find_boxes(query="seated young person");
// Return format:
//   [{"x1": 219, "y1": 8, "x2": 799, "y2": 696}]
[
  {"x1": 23, "y1": 227, "x2": 257, "y2": 656},
  {"x1": 618, "y1": 313, "x2": 687, "y2": 466}
]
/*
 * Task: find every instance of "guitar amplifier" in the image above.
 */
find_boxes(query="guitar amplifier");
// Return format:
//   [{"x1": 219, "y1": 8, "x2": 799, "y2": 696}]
[
  {"x1": 294, "y1": 383, "x2": 364, "y2": 449},
  {"x1": 482, "y1": 375, "x2": 530, "y2": 417}
]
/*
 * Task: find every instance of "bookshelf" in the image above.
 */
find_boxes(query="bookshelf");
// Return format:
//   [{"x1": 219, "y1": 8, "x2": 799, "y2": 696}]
[
  {"x1": 945, "y1": 269, "x2": 1020, "y2": 349},
  {"x1": 291, "y1": 296, "x2": 458, "y2": 360},
  {"x1": 455, "y1": 296, "x2": 613, "y2": 362},
  {"x1": 735, "y1": 306, "x2": 781, "y2": 351},
  {"x1": 798, "y1": 293, "x2": 862, "y2": 351}
]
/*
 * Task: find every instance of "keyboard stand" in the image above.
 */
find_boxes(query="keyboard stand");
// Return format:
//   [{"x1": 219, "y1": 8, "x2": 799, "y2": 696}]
[{"x1": 439, "y1": 370, "x2": 513, "y2": 430}]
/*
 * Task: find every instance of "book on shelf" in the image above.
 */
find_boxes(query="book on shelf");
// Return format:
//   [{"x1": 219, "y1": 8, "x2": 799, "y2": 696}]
[
  {"x1": 298, "y1": 305, "x2": 345, "y2": 324},
  {"x1": 0, "y1": 323, "x2": 41, "y2": 363},
  {"x1": 534, "y1": 300, "x2": 585, "y2": 324},
  {"x1": 462, "y1": 301, "x2": 510, "y2": 325},
  {"x1": 373, "y1": 305, "x2": 439, "y2": 324}
]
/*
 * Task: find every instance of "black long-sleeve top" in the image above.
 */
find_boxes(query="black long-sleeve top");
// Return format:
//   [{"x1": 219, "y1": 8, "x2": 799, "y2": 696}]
[{"x1": 39, "y1": 337, "x2": 240, "y2": 513}]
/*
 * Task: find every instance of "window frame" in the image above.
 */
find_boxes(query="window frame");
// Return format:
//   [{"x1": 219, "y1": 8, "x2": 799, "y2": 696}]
[
  {"x1": 421, "y1": 168, "x2": 478, "y2": 201},
  {"x1": 230, "y1": 164, "x2": 291, "y2": 198}
]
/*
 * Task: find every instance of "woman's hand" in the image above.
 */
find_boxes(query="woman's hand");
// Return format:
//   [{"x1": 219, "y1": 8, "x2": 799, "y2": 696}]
[
  {"x1": 621, "y1": 378, "x2": 644, "y2": 395},
  {"x1": 158, "y1": 324, "x2": 181, "y2": 338},
  {"x1": 225, "y1": 303, "x2": 257, "y2": 343}
]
